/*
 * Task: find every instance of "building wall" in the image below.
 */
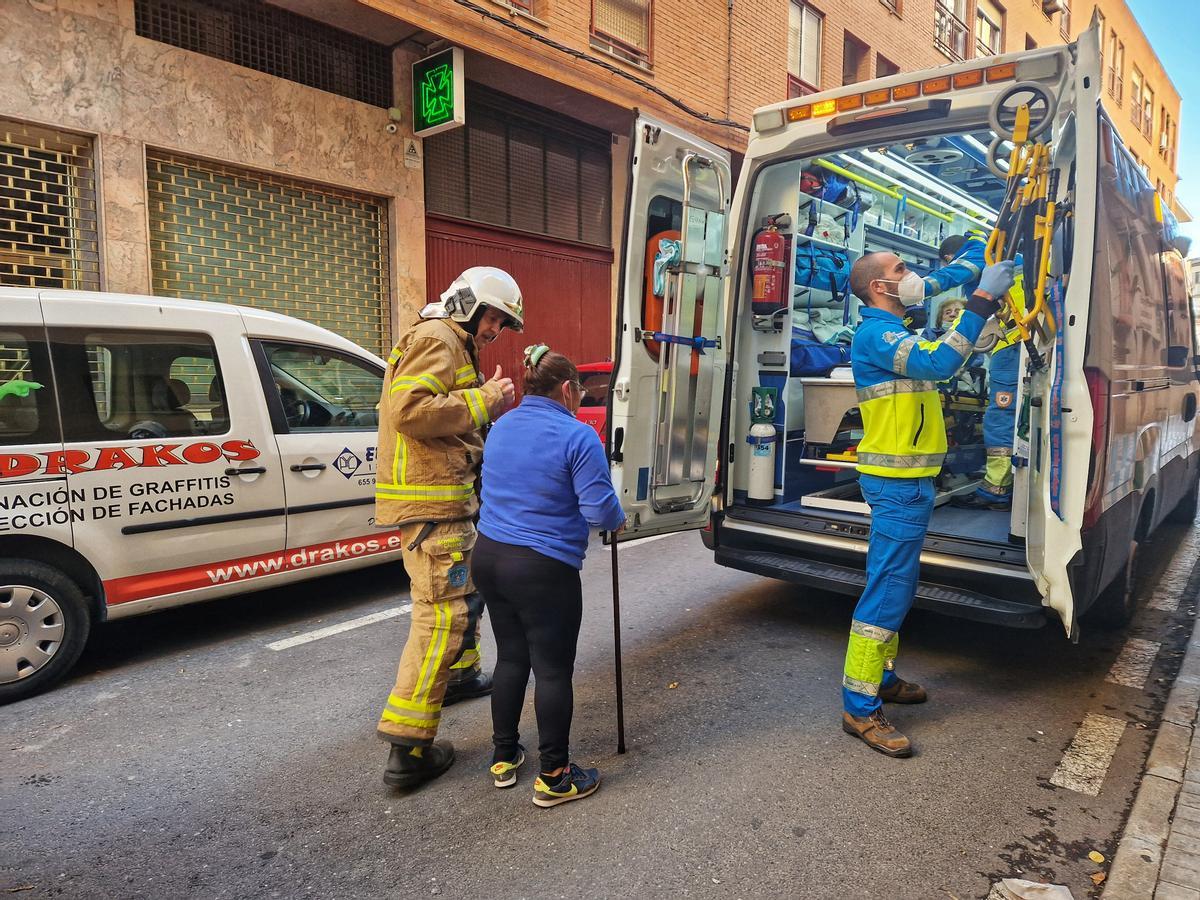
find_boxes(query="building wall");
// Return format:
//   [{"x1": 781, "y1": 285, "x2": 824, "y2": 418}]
[
  {"x1": 360, "y1": 0, "x2": 788, "y2": 153},
  {"x1": 0, "y1": 0, "x2": 426, "y2": 341}
]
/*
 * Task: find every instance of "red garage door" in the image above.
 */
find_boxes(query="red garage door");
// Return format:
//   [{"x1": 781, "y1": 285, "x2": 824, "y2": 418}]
[{"x1": 426, "y1": 215, "x2": 613, "y2": 387}]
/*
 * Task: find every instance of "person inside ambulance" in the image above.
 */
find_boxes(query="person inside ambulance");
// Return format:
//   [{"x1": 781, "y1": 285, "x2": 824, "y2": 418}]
[
  {"x1": 896, "y1": 230, "x2": 1026, "y2": 510},
  {"x1": 841, "y1": 251, "x2": 1015, "y2": 758},
  {"x1": 374, "y1": 266, "x2": 521, "y2": 789}
]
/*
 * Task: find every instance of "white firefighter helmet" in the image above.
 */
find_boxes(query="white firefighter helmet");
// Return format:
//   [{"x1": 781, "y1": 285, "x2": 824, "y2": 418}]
[{"x1": 421, "y1": 266, "x2": 525, "y2": 332}]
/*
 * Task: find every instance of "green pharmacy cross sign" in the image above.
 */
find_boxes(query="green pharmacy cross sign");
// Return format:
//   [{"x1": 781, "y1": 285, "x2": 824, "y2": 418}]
[{"x1": 412, "y1": 47, "x2": 465, "y2": 138}]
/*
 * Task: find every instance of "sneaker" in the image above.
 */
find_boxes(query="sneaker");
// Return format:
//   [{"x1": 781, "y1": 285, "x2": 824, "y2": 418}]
[
  {"x1": 489, "y1": 745, "x2": 526, "y2": 789},
  {"x1": 878, "y1": 677, "x2": 928, "y2": 704},
  {"x1": 383, "y1": 740, "x2": 456, "y2": 788},
  {"x1": 532, "y1": 763, "x2": 601, "y2": 808},
  {"x1": 443, "y1": 671, "x2": 493, "y2": 707},
  {"x1": 841, "y1": 711, "x2": 913, "y2": 758}
]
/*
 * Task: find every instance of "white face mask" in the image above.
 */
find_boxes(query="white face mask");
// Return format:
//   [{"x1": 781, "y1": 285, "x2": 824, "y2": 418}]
[{"x1": 875, "y1": 271, "x2": 925, "y2": 304}]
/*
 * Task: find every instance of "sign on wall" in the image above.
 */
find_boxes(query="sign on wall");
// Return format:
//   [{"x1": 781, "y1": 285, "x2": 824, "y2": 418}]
[{"x1": 412, "y1": 47, "x2": 465, "y2": 138}]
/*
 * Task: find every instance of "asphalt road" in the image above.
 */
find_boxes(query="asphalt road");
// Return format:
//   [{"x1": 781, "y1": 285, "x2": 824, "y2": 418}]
[{"x1": 3, "y1": 519, "x2": 1199, "y2": 900}]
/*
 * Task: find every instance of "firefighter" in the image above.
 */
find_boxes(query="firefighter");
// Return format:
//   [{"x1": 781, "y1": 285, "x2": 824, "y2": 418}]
[
  {"x1": 375, "y1": 266, "x2": 522, "y2": 788},
  {"x1": 842, "y1": 251, "x2": 1015, "y2": 757}
]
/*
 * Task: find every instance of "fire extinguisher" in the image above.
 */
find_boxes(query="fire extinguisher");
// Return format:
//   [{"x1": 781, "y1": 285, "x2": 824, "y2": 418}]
[
  {"x1": 747, "y1": 387, "x2": 778, "y2": 503},
  {"x1": 751, "y1": 214, "x2": 792, "y2": 318}
]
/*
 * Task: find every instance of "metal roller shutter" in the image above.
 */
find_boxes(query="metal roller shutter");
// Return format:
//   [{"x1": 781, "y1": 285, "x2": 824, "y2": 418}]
[
  {"x1": 0, "y1": 119, "x2": 100, "y2": 291},
  {"x1": 146, "y1": 151, "x2": 390, "y2": 353}
]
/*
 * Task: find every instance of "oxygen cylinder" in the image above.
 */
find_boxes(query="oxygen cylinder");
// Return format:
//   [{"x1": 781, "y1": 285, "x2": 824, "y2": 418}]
[{"x1": 747, "y1": 387, "x2": 778, "y2": 503}]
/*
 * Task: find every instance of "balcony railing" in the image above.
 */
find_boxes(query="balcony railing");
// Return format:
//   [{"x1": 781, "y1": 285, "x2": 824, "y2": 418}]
[
  {"x1": 976, "y1": 37, "x2": 999, "y2": 57},
  {"x1": 935, "y1": 6, "x2": 969, "y2": 60}
]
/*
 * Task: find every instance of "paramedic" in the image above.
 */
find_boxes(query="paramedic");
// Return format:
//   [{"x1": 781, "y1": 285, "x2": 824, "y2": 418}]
[
  {"x1": 842, "y1": 251, "x2": 1015, "y2": 757},
  {"x1": 374, "y1": 266, "x2": 522, "y2": 789},
  {"x1": 925, "y1": 232, "x2": 1025, "y2": 510}
]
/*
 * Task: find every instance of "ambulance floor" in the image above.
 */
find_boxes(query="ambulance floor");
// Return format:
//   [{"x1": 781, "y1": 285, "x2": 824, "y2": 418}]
[{"x1": 769, "y1": 497, "x2": 1014, "y2": 545}]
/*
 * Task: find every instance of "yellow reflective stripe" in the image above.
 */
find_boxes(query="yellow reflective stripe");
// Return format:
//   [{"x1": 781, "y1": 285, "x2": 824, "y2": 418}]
[
  {"x1": 464, "y1": 388, "x2": 489, "y2": 428},
  {"x1": 942, "y1": 329, "x2": 973, "y2": 357},
  {"x1": 388, "y1": 693, "x2": 442, "y2": 715},
  {"x1": 376, "y1": 481, "x2": 473, "y2": 500},
  {"x1": 381, "y1": 708, "x2": 440, "y2": 730},
  {"x1": 842, "y1": 675, "x2": 880, "y2": 697},
  {"x1": 449, "y1": 645, "x2": 480, "y2": 670},
  {"x1": 844, "y1": 629, "x2": 900, "y2": 693},
  {"x1": 413, "y1": 601, "x2": 450, "y2": 704},
  {"x1": 390, "y1": 373, "x2": 448, "y2": 396},
  {"x1": 454, "y1": 364, "x2": 476, "y2": 386},
  {"x1": 892, "y1": 336, "x2": 920, "y2": 375},
  {"x1": 388, "y1": 348, "x2": 403, "y2": 366}
]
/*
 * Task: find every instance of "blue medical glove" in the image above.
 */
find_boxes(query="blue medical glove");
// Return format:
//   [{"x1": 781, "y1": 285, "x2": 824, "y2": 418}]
[{"x1": 976, "y1": 259, "x2": 1016, "y2": 299}]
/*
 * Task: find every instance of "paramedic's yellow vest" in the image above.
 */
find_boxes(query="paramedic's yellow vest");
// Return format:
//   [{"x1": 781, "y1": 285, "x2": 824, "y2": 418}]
[
  {"x1": 993, "y1": 274, "x2": 1027, "y2": 353},
  {"x1": 856, "y1": 373, "x2": 947, "y2": 479}
]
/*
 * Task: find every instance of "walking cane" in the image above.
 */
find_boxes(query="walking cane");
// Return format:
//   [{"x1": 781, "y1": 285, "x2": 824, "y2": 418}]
[{"x1": 610, "y1": 533, "x2": 627, "y2": 754}]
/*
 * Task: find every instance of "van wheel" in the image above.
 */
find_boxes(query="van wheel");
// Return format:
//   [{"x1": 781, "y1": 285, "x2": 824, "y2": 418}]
[
  {"x1": 0, "y1": 561, "x2": 91, "y2": 705},
  {"x1": 1167, "y1": 477, "x2": 1200, "y2": 524},
  {"x1": 1090, "y1": 539, "x2": 1140, "y2": 628}
]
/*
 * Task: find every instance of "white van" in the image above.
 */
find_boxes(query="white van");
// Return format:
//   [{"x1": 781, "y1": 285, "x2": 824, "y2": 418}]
[
  {"x1": 0, "y1": 289, "x2": 396, "y2": 702},
  {"x1": 608, "y1": 23, "x2": 1200, "y2": 638}
]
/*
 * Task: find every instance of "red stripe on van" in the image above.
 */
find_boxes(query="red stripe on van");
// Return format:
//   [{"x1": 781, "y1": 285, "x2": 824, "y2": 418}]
[{"x1": 103, "y1": 532, "x2": 404, "y2": 605}]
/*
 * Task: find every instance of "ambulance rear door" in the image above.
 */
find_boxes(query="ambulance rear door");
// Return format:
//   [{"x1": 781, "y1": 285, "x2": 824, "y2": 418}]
[
  {"x1": 608, "y1": 115, "x2": 732, "y2": 538},
  {"x1": 1021, "y1": 24, "x2": 1103, "y2": 638},
  {"x1": 41, "y1": 294, "x2": 287, "y2": 609}
]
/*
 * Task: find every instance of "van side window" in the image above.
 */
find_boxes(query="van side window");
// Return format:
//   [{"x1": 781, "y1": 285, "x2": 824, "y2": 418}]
[
  {"x1": 0, "y1": 330, "x2": 60, "y2": 446},
  {"x1": 48, "y1": 330, "x2": 229, "y2": 441},
  {"x1": 259, "y1": 342, "x2": 382, "y2": 433}
]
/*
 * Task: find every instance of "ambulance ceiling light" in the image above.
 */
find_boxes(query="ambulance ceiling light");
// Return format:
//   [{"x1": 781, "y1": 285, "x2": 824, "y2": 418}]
[{"x1": 854, "y1": 149, "x2": 998, "y2": 219}]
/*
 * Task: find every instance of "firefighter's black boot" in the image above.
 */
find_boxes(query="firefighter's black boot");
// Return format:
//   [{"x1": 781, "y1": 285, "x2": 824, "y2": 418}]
[
  {"x1": 443, "y1": 670, "x2": 493, "y2": 707},
  {"x1": 384, "y1": 741, "x2": 456, "y2": 789}
]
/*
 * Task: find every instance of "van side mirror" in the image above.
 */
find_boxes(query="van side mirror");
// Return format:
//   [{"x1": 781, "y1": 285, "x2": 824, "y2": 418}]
[{"x1": 1167, "y1": 345, "x2": 1190, "y2": 368}]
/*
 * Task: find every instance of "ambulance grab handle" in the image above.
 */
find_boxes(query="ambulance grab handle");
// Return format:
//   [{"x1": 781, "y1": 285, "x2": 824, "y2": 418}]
[{"x1": 226, "y1": 466, "x2": 268, "y2": 476}]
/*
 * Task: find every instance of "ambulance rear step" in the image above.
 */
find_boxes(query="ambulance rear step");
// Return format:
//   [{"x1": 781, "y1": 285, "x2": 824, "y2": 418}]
[{"x1": 714, "y1": 546, "x2": 1046, "y2": 629}]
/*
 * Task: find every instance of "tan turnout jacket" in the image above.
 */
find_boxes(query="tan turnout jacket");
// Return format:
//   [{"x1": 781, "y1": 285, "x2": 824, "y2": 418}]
[{"x1": 374, "y1": 313, "x2": 502, "y2": 526}]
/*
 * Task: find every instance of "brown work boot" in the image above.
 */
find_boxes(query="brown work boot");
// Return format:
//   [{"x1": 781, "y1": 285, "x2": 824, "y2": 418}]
[
  {"x1": 878, "y1": 677, "x2": 927, "y2": 704},
  {"x1": 842, "y1": 711, "x2": 913, "y2": 758}
]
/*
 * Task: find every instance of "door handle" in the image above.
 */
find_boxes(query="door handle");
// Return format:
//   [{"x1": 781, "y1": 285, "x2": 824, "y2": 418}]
[
  {"x1": 226, "y1": 466, "x2": 268, "y2": 476},
  {"x1": 290, "y1": 463, "x2": 328, "y2": 472}
]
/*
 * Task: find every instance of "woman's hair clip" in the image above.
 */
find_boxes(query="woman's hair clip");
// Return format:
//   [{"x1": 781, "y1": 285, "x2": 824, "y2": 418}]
[{"x1": 523, "y1": 344, "x2": 550, "y2": 368}]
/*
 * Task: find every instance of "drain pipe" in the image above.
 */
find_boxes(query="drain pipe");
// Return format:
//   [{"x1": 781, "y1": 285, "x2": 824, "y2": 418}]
[{"x1": 725, "y1": 0, "x2": 734, "y2": 118}]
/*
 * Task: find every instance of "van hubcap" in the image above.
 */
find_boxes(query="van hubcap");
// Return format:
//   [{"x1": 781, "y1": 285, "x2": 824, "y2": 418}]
[{"x1": 0, "y1": 586, "x2": 65, "y2": 684}]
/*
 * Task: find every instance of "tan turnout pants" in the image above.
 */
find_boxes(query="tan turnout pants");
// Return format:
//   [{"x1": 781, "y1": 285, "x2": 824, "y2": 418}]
[{"x1": 377, "y1": 519, "x2": 483, "y2": 747}]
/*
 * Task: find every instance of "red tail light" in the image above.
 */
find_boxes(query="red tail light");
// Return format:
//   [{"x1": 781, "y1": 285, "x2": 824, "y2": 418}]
[{"x1": 1082, "y1": 367, "x2": 1110, "y2": 529}]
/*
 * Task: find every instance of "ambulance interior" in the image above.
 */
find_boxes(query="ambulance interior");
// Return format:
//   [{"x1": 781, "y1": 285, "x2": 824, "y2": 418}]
[{"x1": 724, "y1": 127, "x2": 1034, "y2": 547}]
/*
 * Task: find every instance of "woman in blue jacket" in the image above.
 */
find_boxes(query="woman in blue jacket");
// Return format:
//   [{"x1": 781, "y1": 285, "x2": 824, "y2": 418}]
[{"x1": 472, "y1": 344, "x2": 625, "y2": 808}]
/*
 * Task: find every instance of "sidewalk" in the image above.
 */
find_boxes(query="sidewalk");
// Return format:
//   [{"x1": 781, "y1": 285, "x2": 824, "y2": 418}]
[{"x1": 1105, "y1": 573, "x2": 1200, "y2": 898}]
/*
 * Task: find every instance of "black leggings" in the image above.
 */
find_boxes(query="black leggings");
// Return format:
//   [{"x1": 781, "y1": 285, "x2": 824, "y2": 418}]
[{"x1": 471, "y1": 533, "x2": 583, "y2": 773}]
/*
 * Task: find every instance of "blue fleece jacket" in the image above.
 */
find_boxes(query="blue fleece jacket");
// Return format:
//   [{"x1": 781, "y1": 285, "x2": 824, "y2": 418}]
[{"x1": 479, "y1": 395, "x2": 624, "y2": 569}]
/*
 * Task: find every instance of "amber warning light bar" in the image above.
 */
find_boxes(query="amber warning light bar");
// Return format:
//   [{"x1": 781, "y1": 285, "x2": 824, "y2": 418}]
[{"x1": 752, "y1": 61, "x2": 1018, "y2": 134}]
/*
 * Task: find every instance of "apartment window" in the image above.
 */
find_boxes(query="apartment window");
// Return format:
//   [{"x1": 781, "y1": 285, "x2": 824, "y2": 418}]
[
  {"x1": 842, "y1": 32, "x2": 870, "y2": 85},
  {"x1": 134, "y1": 0, "x2": 393, "y2": 107},
  {"x1": 1160, "y1": 108, "x2": 1170, "y2": 157},
  {"x1": 1096, "y1": 11, "x2": 1105, "y2": 70},
  {"x1": 591, "y1": 0, "x2": 652, "y2": 66},
  {"x1": 1108, "y1": 36, "x2": 1124, "y2": 105},
  {"x1": 935, "y1": 0, "x2": 969, "y2": 61},
  {"x1": 787, "y1": 2, "x2": 822, "y2": 96},
  {"x1": 1130, "y1": 66, "x2": 1143, "y2": 131},
  {"x1": 1142, "y1": 85, "x2": 1154, "y2": 140},
  {"x1": 1059, "y1": 0, "x2": 1070, "y2": 40},
  {"x1": 876, "y1": 54, "x2": 900, "y2": 78},
  {"x1": 975, "y1": 0, "x2": 1003, "y2": 56},
  {"x1": 879, "y1": 0, "x2": 900, "y2": 13}
]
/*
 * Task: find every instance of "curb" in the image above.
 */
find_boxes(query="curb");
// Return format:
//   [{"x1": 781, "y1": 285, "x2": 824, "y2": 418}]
[{"x1": 1104, "y1": 621, "x2": 1200, "y2": 898}]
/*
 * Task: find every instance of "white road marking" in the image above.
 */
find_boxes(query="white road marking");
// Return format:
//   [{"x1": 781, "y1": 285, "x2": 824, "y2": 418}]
[
  {"x1": 1105, "y1": 638, "x2": 1161, "y2": 689},
  {"x1": 1148, "y1": 528, "x2": 1200, "y2": 612},
  {"x1": 267, "y1": 605, "x2": 412, "y2": 651},
  {"x1": 1049, "y1": 713, "x2": 1127, "y2": 796}
]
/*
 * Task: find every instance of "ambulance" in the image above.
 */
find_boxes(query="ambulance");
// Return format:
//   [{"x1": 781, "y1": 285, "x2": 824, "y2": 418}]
[
  {"x1": 609, "y1": 21, "x2": 1200, "y2": 639},
  {"x1": 0, "y1": 289, "x2": 396, "y2": 702}
]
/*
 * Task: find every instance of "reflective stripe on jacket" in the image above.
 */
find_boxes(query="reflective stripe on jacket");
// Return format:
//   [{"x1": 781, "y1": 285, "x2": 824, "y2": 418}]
[
  {"x1": 374, "y1": 312, "x2": 503, "y2": 526},
  {"x1": 852, "y1": 306, "x2": 988, "y2": 478}
]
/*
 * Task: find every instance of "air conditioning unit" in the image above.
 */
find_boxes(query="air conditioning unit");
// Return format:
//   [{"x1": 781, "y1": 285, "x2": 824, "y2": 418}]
[{"x1": 1041, "y1": 0, "x2": 1064, "y2": 14}]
